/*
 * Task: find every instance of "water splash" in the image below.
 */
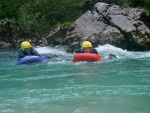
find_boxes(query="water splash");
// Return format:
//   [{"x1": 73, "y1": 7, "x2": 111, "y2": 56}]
[
  {"x1": 96, "y1": 44, "x2": 150, "y2": 59},
  {"x1": 35, "y1": 46, "x2": 70, "y2": 56},
  {"x1": 33, "y1": 44, "x2": 150, "y2": 62}
]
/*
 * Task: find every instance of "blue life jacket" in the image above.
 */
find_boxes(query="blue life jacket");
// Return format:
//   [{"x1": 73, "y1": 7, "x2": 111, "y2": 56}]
[
  {"x1": 18, "y1": 48, "x2": 32, "y2": 58},
  {"x1": 79, "y1": 48, "x2": 94, "y2": 53}
]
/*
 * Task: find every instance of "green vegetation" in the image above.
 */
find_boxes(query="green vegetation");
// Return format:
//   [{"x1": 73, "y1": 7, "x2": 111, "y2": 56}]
[
  {"x1": 0, "y1": 0, "x2": 83, "y2": 36},
  {"x1": 145, "y1": 0, "x2": 150, "y2": 11},
  {"x1": 0, "y1": 0, "x2": 149, "y2": 36}
]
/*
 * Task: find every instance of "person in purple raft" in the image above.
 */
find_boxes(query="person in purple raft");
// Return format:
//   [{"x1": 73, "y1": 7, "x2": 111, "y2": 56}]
[{"x1": 18, "y1": 41, "x2": 40, "y2": 60}]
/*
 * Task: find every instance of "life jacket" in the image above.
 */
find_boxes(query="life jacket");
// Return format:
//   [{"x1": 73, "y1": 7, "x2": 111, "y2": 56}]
[
  {"x1": 79, "y1": 48, "x2": 94, "y2": 53},
  {"x1": 18, "y1": 48, "x2": 32, "y2": 58}
]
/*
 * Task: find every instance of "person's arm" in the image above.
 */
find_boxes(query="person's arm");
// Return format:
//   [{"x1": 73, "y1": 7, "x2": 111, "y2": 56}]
[
  {"x1": 30, "y1": 47, "x2": 40, "y2": 56},
  {"x1": 18, "y1": 49, "x2": 24, "y2": 60}
]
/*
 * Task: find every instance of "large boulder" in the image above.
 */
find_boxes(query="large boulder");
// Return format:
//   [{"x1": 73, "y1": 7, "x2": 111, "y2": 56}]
[
  {"x1": 65, "y1": 10, "x2": 125, "y2": 52},
  {"x1": 71, "y1": 10, "x2": 107, "y2": 37},
  {"x1": 106, "y1": 12, "x2": 150, "y2": 50},
  {"x1": 108, "y1": 15, "x2": 136, "y2": 32},
  {"x1": 92, "y1": 26, "x2": 124, "y2": 46},
  {"x1": 127, "y1": 8, "x2": 143, "y2": 20},
  {"x1": 94, "y1": 2, "x2": 109, "y2": 14},
  {"x1": 106, "y1": 5, "x2": 126, "y2": 15},
  {"x1": 47, "y1": 27, "x2": 69, "y2": 46},
  {"x1": 65, "y1": 2, "x2": 150, "y2": 52}
]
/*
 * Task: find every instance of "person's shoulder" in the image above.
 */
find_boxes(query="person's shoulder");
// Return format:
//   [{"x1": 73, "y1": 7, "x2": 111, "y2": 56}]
[{"x1": 18, "y1": 48, "x2": 22, "y2": 52}]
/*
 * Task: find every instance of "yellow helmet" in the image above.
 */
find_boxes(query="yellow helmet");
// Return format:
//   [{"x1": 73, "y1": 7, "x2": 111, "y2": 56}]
[
  {"x1": 21, "y1": 41, "x2": 31, "y2": 51},
  {"x1": 81, "y1": 41, "x2": 92, "y2": 49}
]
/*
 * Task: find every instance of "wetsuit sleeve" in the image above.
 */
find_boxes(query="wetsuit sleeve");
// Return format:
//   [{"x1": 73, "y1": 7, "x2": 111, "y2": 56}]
[
  {"x1": 30, "y1": 47, "x2": 40, "y2": 56},
  {"x1": 18, "y1": 49, "x2": 23, "y2": 60},
  {"x1": 92, "y1": 48, "x2": 98, "y2": 54},
  {"x1": 18, "y1": 52, "x2": 22, "y2": 60}
]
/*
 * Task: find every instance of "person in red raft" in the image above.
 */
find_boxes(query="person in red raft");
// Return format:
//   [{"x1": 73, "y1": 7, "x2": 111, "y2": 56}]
[
  {"x1": 75, "y1": 41, "x2": 98, "y2": 54},
  {"x1": 72, "y1": 41, "x2": 101, "y2": 62}
]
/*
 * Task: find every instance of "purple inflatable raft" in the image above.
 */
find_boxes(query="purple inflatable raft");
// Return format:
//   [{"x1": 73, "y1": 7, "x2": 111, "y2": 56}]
[{"x1": 17, "y1": 56, "x2": 47, "y2": 65}]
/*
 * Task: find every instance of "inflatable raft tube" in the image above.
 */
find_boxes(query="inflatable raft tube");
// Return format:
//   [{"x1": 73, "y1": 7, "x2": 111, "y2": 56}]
[
  {"x1": 16, "y1": 56, "x2": 47, "y2": 65},
  {"x1": 72, "y1": 53, "x2": 102, "y2": 62}
]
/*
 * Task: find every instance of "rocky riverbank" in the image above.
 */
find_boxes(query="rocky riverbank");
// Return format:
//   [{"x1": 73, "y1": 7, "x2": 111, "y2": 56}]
[
  {"x1": 0, "y1": 2, "x2": 150, "y2": 52},
  {"x1": 64, "y1": 2, "x2": 150, "y2": 52},
  {"x1": 0, "y1": 19, "x2": 49, "y2": 48}
]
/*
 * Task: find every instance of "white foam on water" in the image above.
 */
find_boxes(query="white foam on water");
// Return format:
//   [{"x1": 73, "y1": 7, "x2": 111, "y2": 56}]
[
  {"x1": 34, "y1": 44, "x2": 150, "y2": 62},
  {"x1": 96, "y1": 44, "x2": 150, "y2": 59},
  {"x1": 35, "y1": 46, "x2": 69, "y2": 55},
  {"x1": 35, "y1": 46, "x2": 73, "y2": 62}
]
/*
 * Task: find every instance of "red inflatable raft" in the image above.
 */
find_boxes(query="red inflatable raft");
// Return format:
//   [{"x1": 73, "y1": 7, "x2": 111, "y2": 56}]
[{"x1": 72, "y1": 53, "x2": 102, "y2": 62}]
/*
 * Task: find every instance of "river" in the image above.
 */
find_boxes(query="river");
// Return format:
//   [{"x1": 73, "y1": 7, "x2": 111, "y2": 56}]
[{"x1": 0, "y1": 44, "x2": 150, "y2": 113}]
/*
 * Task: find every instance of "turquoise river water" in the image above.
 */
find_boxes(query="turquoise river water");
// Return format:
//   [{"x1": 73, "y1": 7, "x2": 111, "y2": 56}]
[{"x1": 0, "y1": 44, "x2": 150, "y2": 113}]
